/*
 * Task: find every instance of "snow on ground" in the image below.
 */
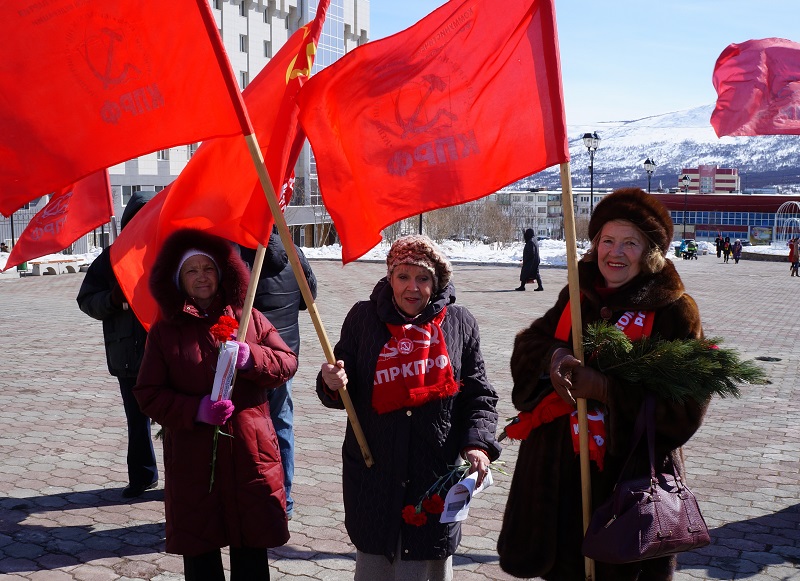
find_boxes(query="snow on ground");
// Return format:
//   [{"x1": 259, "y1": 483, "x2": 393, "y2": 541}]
[{"x1": 0, "y1": 237, "x2": 791, "y2": 276}]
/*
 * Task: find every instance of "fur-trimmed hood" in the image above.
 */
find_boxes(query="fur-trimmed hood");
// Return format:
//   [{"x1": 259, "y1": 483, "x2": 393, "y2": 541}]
[{"x1": 149, "y1": 229, "x2": 251, "y2": 320}]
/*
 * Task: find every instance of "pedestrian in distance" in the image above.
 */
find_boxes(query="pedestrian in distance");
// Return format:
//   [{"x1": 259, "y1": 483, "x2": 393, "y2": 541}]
[
  {"x1": 498, "y1": 188, "x2": 710, "y2": 581},
  {"x1": 516, "y1": 228, "x2": 543, "y2": 291},
  {"x1": 318, "y1": 234, "x2": 502, "y2": 581},
  {"x1": 732, "y1": 239, "x2": 743, "y2": 264},
  {"x1": 135, "y1": 228, "x2": 298, "y2": 581},
  {"x1": 0, "y1": 242, "x2": 8, "y2": 253},
  {"x1": 76, "y1": 190, "x2": 159, "y2": 499},
  {"x1": 239, "y1": 226, "x2": 317, "y2": 520},
  {"x1": 789, "y1": 238, "x2": 800, "y2": 277},
  {"x1": 714, "y1": 233, "x2": 723, "y2": 258},
  {"x1": 723, "y1": 236, "x2": 732, "y2": 263}
]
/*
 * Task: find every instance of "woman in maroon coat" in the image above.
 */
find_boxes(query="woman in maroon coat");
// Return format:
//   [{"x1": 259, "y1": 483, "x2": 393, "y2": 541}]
[{"x1": 135, "y1": 229, "x2": 297, "y2": 581}]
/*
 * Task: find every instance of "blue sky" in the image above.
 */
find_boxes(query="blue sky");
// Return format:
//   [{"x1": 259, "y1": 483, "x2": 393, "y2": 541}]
[{"x1": 369, "y1": 0, "x2": 799, "y2": 125}]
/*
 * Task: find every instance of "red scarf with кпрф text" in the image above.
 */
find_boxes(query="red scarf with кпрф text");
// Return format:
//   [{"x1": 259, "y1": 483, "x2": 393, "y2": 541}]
[
  {"x1": 505, "y1": 300, "x2": 655, "y2": 470},
  {"x1": 372, "y1": 308, "x2": 460, "y2": 414}
]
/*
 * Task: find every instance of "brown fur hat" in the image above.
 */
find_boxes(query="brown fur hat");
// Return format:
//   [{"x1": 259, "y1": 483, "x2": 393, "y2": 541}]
[
  {"x1": 386, "y1": 234, "x2": 452, "y2": 293},
  {"x1": 588, "y1": 187, "x2": 674, "y2": 254}
]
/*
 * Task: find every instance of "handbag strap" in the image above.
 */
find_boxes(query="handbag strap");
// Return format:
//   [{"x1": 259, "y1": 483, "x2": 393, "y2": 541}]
[{"x1": 614, "y1": 393, "x2": 682, "y2": 489}]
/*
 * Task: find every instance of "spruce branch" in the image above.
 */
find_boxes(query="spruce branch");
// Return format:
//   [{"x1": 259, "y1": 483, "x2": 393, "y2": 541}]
[{"x1": 583, "y1": 321, "x2": 767, "y2": 403}]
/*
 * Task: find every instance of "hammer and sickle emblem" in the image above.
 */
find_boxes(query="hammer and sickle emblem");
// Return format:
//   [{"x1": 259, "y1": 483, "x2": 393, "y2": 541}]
[
  {"x1": 82, "y1": 27, "x2": 141, "y2": 90},
  {"x1": 286, "y1": 27, "x2": 317, "y2": 84},
  {"x1": 395, "y1": 74, "x2": 457, "y2": 139}
]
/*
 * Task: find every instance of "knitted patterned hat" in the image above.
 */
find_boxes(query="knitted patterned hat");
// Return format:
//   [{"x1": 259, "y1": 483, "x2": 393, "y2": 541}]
[
  {"x1": 386, "y1": 235, "x2": 452, "y2": 292},
  {"x1": 588, "y1": 188, "x2": 674, "y2": 254}
]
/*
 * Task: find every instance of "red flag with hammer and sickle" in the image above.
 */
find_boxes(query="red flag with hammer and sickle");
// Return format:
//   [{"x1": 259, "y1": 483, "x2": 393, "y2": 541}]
[
  {"x1": 1, "y1": 0, "x2": 247, "y2": 217},
  {"x1": 4, "y1": 171, "x2": 112, "y2": 271},
  {"x1": 111, "y1": 0, "x2": 330, "y2": 329},
  {"x1": 297, "y1": 0, "x2": 569, "y2": 263}
]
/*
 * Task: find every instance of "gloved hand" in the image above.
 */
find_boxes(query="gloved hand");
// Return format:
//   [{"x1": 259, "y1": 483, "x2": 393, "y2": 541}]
[
  {"x1": 231, "y1": 340, "x2": 253, "y2": 370},
  {"x1": 195, "y1": 395, "x2": 234, "y2": 425},
  {"x1": 550, "y1": 348, "x2": 609, "y2": 405},
  {"x1": 110, "y1": 284, "x2": 125, "y2": 308},
  {"x1": 550, "y1": 348, "x2": 579, "y2": 405},
  {"x1": 569, "y1": 365, "x2": 609, "y2": 404}
]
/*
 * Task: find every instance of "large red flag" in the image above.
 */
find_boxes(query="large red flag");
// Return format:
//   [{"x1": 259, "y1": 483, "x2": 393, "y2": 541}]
[
  {"x1": 711, "y1": 37, "x2": 800, "y2": 137},
  {"x1": 3, "y1": 170, "x2": 112, "y2": 271},
  {"x1": 1, "y1": 0, "x2": 249, "y2": 216},
  {"x1": 297, "y1": 0, "x2": 568, "y2": 263},
  {"x1": 111, "y1": 1, "x2": 330, "y2": 329}
]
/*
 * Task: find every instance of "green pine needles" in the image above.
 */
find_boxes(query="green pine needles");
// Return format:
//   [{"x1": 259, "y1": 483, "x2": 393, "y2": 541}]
[{"x1": 583, "y1": 322, "x2": 768, "y2": 403}]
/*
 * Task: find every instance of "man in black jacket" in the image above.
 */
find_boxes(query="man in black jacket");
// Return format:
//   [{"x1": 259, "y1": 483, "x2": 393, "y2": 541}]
[
  {"x1": 240, "y1": 227, "x2": 317, "y2": 519},
  {"x1": 77, "y1": 190, "x2": 158, "y2": 498}
]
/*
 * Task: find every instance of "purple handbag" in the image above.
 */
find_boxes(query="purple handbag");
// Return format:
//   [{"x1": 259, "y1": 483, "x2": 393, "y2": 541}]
[{"x1": 582, "y1": 395, "x2": 710, "y2": 563}]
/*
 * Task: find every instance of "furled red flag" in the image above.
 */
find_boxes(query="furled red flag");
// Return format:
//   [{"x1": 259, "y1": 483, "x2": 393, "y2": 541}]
[
  {"x1": 3, "y1": 171, "x2": 112, "y2": 271},
  {"x1": 711, "y1": 37, "x2": 800, "y2": 137},
  {"x1": 297, "y1": 0, "x2": 568, "y2": 263},
  {"x1": 1, "y1": 0, "x2": 249, "y2": 217},
  {"x1": 111, "y1": 0, "x2": 330, "y2": 329}
]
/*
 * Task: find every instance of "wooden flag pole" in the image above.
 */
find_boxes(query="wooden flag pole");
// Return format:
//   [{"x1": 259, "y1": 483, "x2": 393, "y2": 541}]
[
  {"x1": 234, "y1": 131, "x2": 374, "y2": 467},
  {"x1": 559, "y1": 162, "x2": 595, "y2": 580}
]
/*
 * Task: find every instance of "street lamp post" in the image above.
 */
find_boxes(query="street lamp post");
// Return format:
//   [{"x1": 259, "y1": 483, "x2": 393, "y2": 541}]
[
  {"x1": 582, "y1": 131, "x2": 601, "y2": 215},
  {"x1": 681, "y1": 174, "x2": 691, "y2": 239},
  {"x1": 644, "y1": 158, "x2": 656, "y2": 193}
]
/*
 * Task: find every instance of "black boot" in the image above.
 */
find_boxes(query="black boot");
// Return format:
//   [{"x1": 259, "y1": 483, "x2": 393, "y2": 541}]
[
  {"x1": 534, "y1": 286, "x2": 544, "y2": 291},
  {"x1": 515, "y1": 286, "x2": 525, "y2": 291}
]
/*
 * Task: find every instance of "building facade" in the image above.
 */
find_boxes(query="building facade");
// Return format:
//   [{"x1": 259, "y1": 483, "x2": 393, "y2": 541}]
[{"x1": 677, "y1": 164, "x2": 740, "y2": 194}]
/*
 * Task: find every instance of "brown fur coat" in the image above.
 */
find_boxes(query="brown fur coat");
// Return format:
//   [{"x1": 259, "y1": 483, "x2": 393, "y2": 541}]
[{"x1": 498, "y1": 259, "x2": 709, "y2": 581}]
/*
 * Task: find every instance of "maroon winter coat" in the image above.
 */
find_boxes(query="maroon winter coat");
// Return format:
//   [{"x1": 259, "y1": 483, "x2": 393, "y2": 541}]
[{"x1": 135, "y1": 229, "x2": 297, "y2": 556}]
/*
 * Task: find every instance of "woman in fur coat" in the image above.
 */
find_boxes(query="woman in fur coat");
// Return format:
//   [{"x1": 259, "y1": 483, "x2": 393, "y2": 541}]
[
  {"x1": 497, "y1": 188, "x2": 710, "y2": 581},
  {"x1": 135, "y1": 229, "x2": 298, "y2": 581}
]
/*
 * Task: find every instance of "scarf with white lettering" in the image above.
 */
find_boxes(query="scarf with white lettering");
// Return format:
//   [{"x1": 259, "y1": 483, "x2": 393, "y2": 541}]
[{"x1": 372, "y1": 308, "x2": 459, "y2": 414}]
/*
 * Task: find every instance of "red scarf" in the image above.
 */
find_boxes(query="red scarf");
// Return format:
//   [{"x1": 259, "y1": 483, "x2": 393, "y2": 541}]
[
  {"x1": 372, "y1": 308, "x2": 459, "y2": 414},
  {"x1": 506, "y1": 300, "x2": 655, "y2": 470}
]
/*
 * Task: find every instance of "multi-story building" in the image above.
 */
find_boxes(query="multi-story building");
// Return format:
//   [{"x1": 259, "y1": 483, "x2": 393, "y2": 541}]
[
  {"x1": 677, "y1": 164, "x2": 740, "y2": 194},
  {"x1": 109, "y1": 0, "x2": 369, "y2": 247}
]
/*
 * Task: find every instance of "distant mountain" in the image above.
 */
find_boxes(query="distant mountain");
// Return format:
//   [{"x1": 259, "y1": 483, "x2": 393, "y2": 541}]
[{"x1": 517, "y1": 104, "x2": 800, "y2": 192}]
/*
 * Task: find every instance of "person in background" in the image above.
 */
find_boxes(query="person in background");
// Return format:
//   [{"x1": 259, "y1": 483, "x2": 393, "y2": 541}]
[
  {"x1": 318, "y1": 234, "x2": 501, "y2": 581},
  {"x1": 135, "y1": 228, "x2": 297, "y2": 580},
  {"x1": 240, "y1": 226, "x2": 317, "y2": 520},
  {"x1": 714, "y1": 233, "x2": 723, "y2": 258},
  {"x1": 516, "y1": 228, "x2": 543, "y2": 291},
  {"x1": 732, "y1": 239, "x2": 743, "y2": 264},
  {"x1": 0, "y1": 242, "x2": 9, "y2": 253},
  {"x1": 498, "y1": 188, "x2": 709, "y2": 581},
  {"x1": 789, "y1": 238, "x2": 800, "y2": 277},
  {"x1": 76, "y1": 190, "x2": 158, "y2": 498},
  {"x1": 723, "y1": 236, "x2": 732, "y2": 263}
]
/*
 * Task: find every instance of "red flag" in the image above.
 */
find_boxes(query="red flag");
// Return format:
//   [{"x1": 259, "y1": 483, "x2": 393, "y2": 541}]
[
  {"x1": 711, "y1": 37, "x2": 800, "y2": 137},
  {"x1": 3, "y1": 171, "x2": 112, "y2": 271},
  {"x1": 111, "y1": 1, "x2": 330, "y2": 329},
  {"x1": 1, "y1": 0, "x2": 249, "y2": 216},
  {"x1": 297, "y1": 0, "x2": 568, "y2": 263}
]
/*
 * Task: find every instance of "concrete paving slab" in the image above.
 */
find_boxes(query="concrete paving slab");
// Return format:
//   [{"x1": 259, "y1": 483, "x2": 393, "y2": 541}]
[{"x1": 1, "y1": 254, "x2": 798, "y2": 580}]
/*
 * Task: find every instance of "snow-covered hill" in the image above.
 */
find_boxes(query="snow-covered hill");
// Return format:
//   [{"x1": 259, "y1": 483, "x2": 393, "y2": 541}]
[{"x1": 520, "y1": 104, "x2": 800, "y2": 192}]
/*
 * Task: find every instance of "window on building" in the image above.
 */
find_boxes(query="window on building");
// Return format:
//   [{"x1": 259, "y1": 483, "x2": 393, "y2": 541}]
[
  {"x1": 239, "y1": 1, "x2": 247, "y2": 17},
  {"x1": 187, "y1": 143, "x2": 199, "y2": 158},
  {"x1": 264, "y1": 40, "x2": 272, "y2": 58},
  {"x1": 122, "y1": 185, "x2": 141, "y2": 206},
  {"x1": 240, "y1": 71, "x2": 249, "y2": 88},
  {"x1": 157, "y1": 149, "x2": 169, "y2": 161},
  {"x1": 538, "y1": 195, "x2": 546, "y2": 203},
  {"x1": 537, "y1": 207, "x2": 546, "y2": 213},
  {"x1": 213, "y1": 0, "x2": 221, "y2": 9},
  {"x1": 240, "y1": 34, "x2": 248, "y2": 52},
  {"x1": 526, "y1": 195, "x2": 534, "y2": 202}
]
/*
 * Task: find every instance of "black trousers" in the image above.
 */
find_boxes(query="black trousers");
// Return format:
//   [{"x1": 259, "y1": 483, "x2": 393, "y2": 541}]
[
  {"x1": 184, "y1": 547, "x2": 270, "y2": 581},
  {"x1": 118, "y1": 376, "x2": 158, "y2": 487}
]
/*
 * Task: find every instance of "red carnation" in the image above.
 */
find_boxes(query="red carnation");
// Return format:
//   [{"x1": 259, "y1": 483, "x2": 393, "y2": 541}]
[
  {"x1": 210, "y1": 315, "x2": 239, "y2": 342},
  {"x1": 401, "y1": 505, "x2": 427, "y2": 526},
  {"x1": 422, "y1": 494, "x2": 445, "y2": 515}
]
